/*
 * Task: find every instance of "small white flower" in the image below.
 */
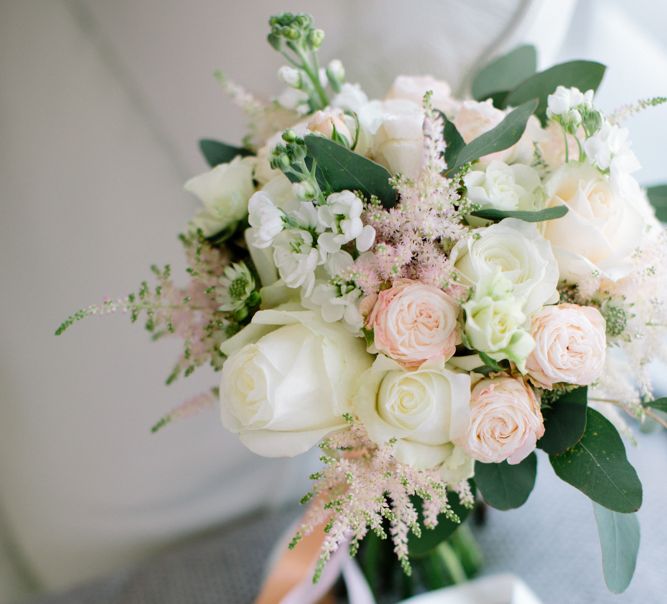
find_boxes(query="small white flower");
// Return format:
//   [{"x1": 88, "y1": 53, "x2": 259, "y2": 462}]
[
  {"x1": 464, "y1": 160, "x2": 541, "y2": 212},
  {"x1": 217, "y1": 262, "x2": 257, "y2": 313},
  {"x1": 546, "y1": 86, "x2": 594, "y2": 124},
  {"x1": 309, "y1": 282, "x2": 364, "y2": 330},
  {"x1": 273, "y1": 229, "x2": 319, "y2": 296},
  {"x1": 276, "y1": 87, "x2": 310, "y2": 114},
  {"x1": 317, "y1": 191, "x2": 376, "y2": 254},
  {"x1": 247, "y1": 191, "x2": 284, "y2": 249},
  {"x1": 331, "y1": 82, "x2": 368, "y2": 113},
  {"x1": 584, "y1": 122, "x2": 640, "y2": 175},
  {"x1": 278, "y1": 65, "x2": 301, "y2": 88}
]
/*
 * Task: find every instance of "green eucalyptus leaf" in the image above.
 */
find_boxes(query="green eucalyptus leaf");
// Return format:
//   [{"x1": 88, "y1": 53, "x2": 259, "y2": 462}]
[
  {"x1": 593, "y1": 503, "x2": 640, "y2": 593},
  {"x1": 642, "y1": 397, "x2": 667, "y2": 412},
  {"x1": 475, "y1": 453, "x2": 537, "y2": 510},
  {"x1": 538, "y1": 387, "x2": 588, "y2": 455},
  {"x1": 503, "y1": 60, "x2": 606, "y2": 122},
  {"x1": 477, "y1": 351, "x2": 503, "y2": 372},
  {"x1": 646, "y1": 185, "x2": 667, "y2": 222},
  {"x1": 550, "y1": 408, "x2": 643, "y2": 513},
  {"x1": 471, "y1": 45, "x2": 538, "y2": 102},
  {"x1": 198, "y1": 139, "x2": 252, "y2": 167},
  {"x1": 303, "y1": 134, "x2": 398, "y2": 207},
  {"x1": 408, "y1": 488, "x2": 474, "y2": 558},
  {"x1": 447, "y1": 99, "x2": 539, "y2": 174},
  {"x1": 470, "y1": 205, "x2": 568, "y2": 223},
  {"x1": 441, "y1": 114, "x2": 466, "y2": 170}
]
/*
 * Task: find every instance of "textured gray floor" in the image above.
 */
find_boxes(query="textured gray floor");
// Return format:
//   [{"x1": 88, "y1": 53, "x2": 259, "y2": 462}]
[{"x1": 27, "y1": 430, "x2": 666, "y2": 604}]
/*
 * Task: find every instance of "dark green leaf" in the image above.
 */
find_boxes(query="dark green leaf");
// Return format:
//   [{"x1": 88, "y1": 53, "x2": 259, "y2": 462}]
[
  {"x1": 593, "y1": 503, "x2": 640, "y2": 593},
  {"x1": 304, "y1": 134, "x2": 398, "y2": 208},
  {"x1": 646, "y1": 185, "x2": 667, "y2": 222},
  {"x1": 550, "y1": 408, "x2": 643, "y2": 513},
  {"x1": 471, "y1": 45, "x2": 538, "y2": 102},
  {"x1": 642, "y1": 397, "x2": 667, "y2": 413},
  {"x1": 538, "y1": 387, "x2": 588, "y2": 455},
  {"x1": 475, "y1": 453, "x2": 537, "y2": 510},
  {"x1": 198, "y1": 139, "x2": 252, "y2": 167},
  {"x1": 504, "y1": 60, "x2": 606, "y2": 122},
  {"x1": 470, "y1": 205, "x2": 568, "y2": 223},
  {"x1": 447, "y1": 99, "x2": 539, "y2": 174},
  {"x1": 408, "y1": 488, "x2": 473, "y2": 557},
  {"x1": 441, "y1": 115, "x2": 465, "y2": 170}
]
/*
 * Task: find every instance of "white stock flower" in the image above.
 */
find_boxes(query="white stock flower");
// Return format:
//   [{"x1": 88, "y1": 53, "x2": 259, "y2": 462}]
[
  {"x1": 309, "y1": 282, "x2": 364, "y2": 331},
  {"x1": 273, "y1": 229, "x2": 319, "y2": 296},
  {"x1": 331, "y1": 82, "x2": 369, "y2": 113},
  {"x1": 353, "y1": 355, "x2": 472, "y2": 474},
  {"x1": 278, "y1": 65, "x2": 301, "y2": 87},
  {"x1": 317, "y1": 191, "x2": 376, "y2": 254},
  {"x1": 546, "y1": 86, "x2": 594, "y2": 125},
  {"x1": 247, "y1": 191, "x2": 284, "y2": 249},
  {"x1": 184, "y1": 156, "x2": 255, "y2": 236},
  {"x1": 543, "y1": 163, "x2": 647, "y2": 282},
  {"x1": 464, "y1": 160, "x2": 542, "y2": 212},
  {"x1": 220, "y1": 308, "x2": 372, "y2": 457},
  {"x1": 584, "y1": 122, "x2": 640, "y2": 175},
  {"x1": 451, "y1": 218, "x2": 559, "y2": 315}
]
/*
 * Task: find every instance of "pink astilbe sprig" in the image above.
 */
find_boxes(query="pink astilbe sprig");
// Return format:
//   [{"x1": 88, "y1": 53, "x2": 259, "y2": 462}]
[
  {"x1": 290, "y1": 421, "x2": 471, "y2": 581},
  {"x1": 55, "y1": 232, "x2": 249, "y2": 383},
  {"x1": 355, "y1": 96, "x2": 470, "y2": 295},
  {"x1": 150, "y1": 388, "x2": 218, "y2": 433}
]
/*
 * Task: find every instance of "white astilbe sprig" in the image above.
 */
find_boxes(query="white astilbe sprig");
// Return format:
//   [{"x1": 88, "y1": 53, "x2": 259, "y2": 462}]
[
  {"x1": 290, "y1": 421, "x2": 472, "y2": 580},
  {"x1": 608, "y1": 96, "x2": 667, "y2": 125}
]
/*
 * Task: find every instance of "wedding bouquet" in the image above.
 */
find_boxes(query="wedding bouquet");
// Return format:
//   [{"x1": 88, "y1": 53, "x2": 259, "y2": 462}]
[{"x1": 58, "y1": 11, "x2": 667, "y2": 599}]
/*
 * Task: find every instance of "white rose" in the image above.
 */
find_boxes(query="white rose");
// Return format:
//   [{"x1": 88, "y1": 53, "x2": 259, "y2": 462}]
[
  {"x1": 273, "y1": 229, "x2": 319, "y2": 296},
  {"x1": 463, "y1": 282, "x2": 535, "y2": 372},
  {"x1": 184, "y1": 156, "x2": 256, "y2": 236},
  {"x1": 385, "y1": 75, "x2": 458, "y2": 115},
  {"x1": 247, "y1": 191, "x2": 284, "y2": 249},
  {"x1": 353, "y1": 356, "x2": 472, "y2": 474},
  {"x1": 542, "y1": 163, "x2": 647, "y2": 282},
  {"x1": 464, "y1": 160, "x2": 542, "y2": 212},
  {"x1": 359, "y1": 99, "x2": 424, "y2": 178},
  {"x1": 220, "y1": 308, "x2": 372, "y2": 456},
  {"x1": 451, "y1": 218, "x2": 559, "y2": 315}
]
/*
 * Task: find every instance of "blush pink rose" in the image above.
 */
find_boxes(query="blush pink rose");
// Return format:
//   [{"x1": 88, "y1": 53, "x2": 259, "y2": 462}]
[
  {"x1": 459, "y1": 377, "x2": 544, "y2": 465},
  {"x1": 367, "y1": 280, "x2": 460, "y2": 368},
  {"x1": 526, "y1": 303, "x2": 606, "y2": 389}
]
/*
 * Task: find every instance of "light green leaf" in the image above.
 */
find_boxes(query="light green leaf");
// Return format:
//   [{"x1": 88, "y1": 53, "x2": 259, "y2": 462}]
[
  {"x1": 198, "y1": 139, "x2": 251, "y2": 167},
  {"x1": 470, "y1": 205, "x2": 568, "y2": 223},
  {"x1": 550, "y1": 408, "x2": 643, "y2": 513},
  {"x1": 646, "y1": 185, "x2": 667, "y2": 222},
  {"x1": 593, "y1": 503, "x2": 640, "y2": 593},
  {"x1": 538, "y1": 387, "x2": 588, "y2": 455},
  {"x1": 504, "y1": 60, "x2": 606, "y2": 123},
  {"x1": 303, "y1": 135, "x2": 398, "y2": 208},
  {"x1": 447, "y1": 99, "x2": 539, "y2": 174},
  {"x1": 474, "y1": 453, "x2": 537, "y2": 510},
  {"x1": 441, "y1": 115, "x2": 465, "y2": 171},
  {"x1": 471, "y1": 45, "x2": 538, "y2": 102}
]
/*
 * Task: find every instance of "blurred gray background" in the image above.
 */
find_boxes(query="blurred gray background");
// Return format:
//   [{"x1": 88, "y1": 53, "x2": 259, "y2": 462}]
[{"x1": 1, "y1": 1, "x2": 667, "y2": 602}]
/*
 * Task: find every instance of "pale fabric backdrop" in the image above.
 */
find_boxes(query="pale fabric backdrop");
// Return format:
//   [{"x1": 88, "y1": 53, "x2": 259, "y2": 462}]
[{"x1": 1, "y1": 0, "x2": 666, "y2": 602}]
